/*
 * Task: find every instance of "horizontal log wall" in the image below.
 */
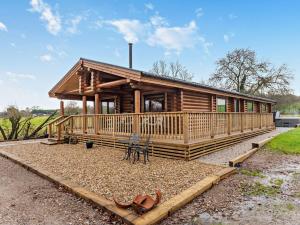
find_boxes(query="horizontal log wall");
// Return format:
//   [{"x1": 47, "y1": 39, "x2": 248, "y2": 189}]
[{"x1": 182, "y1": 91, "x2": 211, "y2": 112}]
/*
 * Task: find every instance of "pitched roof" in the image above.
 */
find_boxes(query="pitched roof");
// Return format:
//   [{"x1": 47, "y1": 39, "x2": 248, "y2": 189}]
[{"x1": 80, "y1": 58, "x2": 276, "y2": 103}]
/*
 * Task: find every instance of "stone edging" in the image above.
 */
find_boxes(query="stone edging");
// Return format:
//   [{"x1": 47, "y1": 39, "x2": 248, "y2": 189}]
[{"x1": 0, "y1": 150, "x2": 236, "y2": 225}]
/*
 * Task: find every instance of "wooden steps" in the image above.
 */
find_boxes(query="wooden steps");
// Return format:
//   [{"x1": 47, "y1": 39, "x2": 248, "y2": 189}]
[{"x1": 40, "y1": 138, "x2": 61, "y2": 145}]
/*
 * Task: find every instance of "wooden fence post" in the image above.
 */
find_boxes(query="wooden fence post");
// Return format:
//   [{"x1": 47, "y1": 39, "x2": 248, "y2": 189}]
[
  {"x1": 57, "y1": 124, "x2": 61, "y2": 141},
  {"x1": 241, "y1": 113, "x2": 244, "y2": 133},
  {"x1": 227, "y1": 113, "x2": 231, "y2": 135},
  {"x1": 210, "y1": 113, "x2": 215, "y2": 138},
  {"x1": 94, "y1": 115, "x2": 98, "y2": 134},
  {"x1": 70, "y1": 117, "x2": 73, "y2": 134},
  {"x1": 48, "y1": 124, "x2": 52, "y2": 137},
  {"x1": 183, "y1": 112, "x2": 190, "y2": 144}
]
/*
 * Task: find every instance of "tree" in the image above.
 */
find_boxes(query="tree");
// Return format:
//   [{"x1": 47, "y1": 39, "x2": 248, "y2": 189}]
[
  {"x1": 208, "y1": 49, "x2": 294, "y2": 96},
  {"x1": 65, "y1": 101, "x2": 80, "y2": 115},
  {"x1": 150, "y1": 60, "x2": 194, "y2": 81}
]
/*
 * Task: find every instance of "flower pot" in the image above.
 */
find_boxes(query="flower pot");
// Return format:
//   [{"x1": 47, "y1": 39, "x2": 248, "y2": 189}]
[{"x1": 86, "y1": 142, "x2": 93, "y2": 149}]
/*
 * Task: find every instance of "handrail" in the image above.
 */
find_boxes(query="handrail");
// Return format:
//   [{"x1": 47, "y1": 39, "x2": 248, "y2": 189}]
[
  {"x1": 48, "y1": 115, "x2": 65, "y2": 125},
  {"x1": 53, "y1": 112, "x2": 274, "y2": 143}
]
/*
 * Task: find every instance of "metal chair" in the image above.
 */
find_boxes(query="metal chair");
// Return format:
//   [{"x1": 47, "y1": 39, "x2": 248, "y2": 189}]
[
  {"x1": 121, "y1": 133, "x2": 140, "y2": 160},
  {"x1": 133, "y1": 136, "x2": 151, "y2": 164}
]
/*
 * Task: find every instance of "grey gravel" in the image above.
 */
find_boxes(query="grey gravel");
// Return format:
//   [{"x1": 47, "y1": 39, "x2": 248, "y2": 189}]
[{"x1": 198, "y1": 128, "x2": 291, "y2": 166}]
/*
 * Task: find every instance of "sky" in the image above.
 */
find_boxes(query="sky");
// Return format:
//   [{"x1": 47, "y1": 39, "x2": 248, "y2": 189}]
[{"x1": 0, "y1": 0, "x2": 300, "y2": 111}]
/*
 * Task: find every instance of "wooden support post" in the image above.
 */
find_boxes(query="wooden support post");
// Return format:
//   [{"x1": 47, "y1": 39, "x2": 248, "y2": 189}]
[
  {"x1": 183, "y1": 112, "x2": 190, "y2": 144},
  {"x1": 57, "y1": 124, "x2": 61, "y2": 141},
  {"x1": 164, "y1": 92, "x2": 168, "y2": 112},
  {"x1": 70, "y1": 117, "x2": 73, "y2": 134},
  {"x1": 133, "y1": 90, "x2": 141, "y2": 134},
  {"x1": 60, "y1": 100, "x2": 64, "y2": 116},
  {"x1": 134, "y1": 89, "x2": 141, "y2": 113},
  {"x1": 82, "y1": 95, "x2": 87, "y2": 133},
  {"x1": 94, "y1": 93, "x2": 100, "y2": 134}
]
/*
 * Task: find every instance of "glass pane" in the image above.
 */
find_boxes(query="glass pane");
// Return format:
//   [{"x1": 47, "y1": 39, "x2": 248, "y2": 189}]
[
  {"x1": 234, "y1": 99, "x2": 239, "y2": 112},
  {"x1": 247, "y1": 101, "x2": 253, "y2": 112},
  {"x1": 101, "y1": 102, "x2": 107, "y2": 114},
  {"x1": 217, "y1": 98, "x2": 226, "y2": 112},
  {"x1": 145, "y1": 100, "x2": 150, "y2": 112},
  {"x1": 108, "y1": 101, "x2": 115, "y2": 114},
  {"x1": 151, "y1": 100, "x2": 163, "y2": 112}
]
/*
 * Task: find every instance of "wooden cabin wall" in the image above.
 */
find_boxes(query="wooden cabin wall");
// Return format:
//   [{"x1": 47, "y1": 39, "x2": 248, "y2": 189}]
[
  {"x1": 121, "y1": 93, "x2": 133, "y2": 113},
  {"x1": 211, "y1": 95, "x2": 216, "y2": 112},
  {"x1": 115, "y1": 96, "x2": 121, "y2": 113},
  {"x1": 227, "y1": 97, "x2": 234, "y2": 112},
  {"x1": 182, "y1": 90, "x2": 210, "y2": 112}
]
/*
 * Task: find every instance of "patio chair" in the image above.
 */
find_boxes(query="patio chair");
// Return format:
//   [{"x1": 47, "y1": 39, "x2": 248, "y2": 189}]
[
  {"x1": 121, "y1": 133, "x2": 140, "y2": 160},
  {"x1": 133, "y1": 136, "x2": 151, "y2": 164}
]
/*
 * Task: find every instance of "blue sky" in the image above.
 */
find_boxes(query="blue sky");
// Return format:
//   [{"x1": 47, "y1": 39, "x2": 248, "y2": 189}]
[{"x1": 0, "y1": 0, "x2": 299, "y2": 110}]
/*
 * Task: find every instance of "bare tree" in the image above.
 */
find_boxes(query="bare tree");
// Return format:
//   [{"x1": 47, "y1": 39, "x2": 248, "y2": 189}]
[
  {"x1": 150, "y1": 60, "x2": 194, "y2": 81},
  {"x1": 208, "y1": 49, "x2": 293, "y2": 95},
  {"x1": 65, "y1": 101, "x2": 80, "y2": 115}
]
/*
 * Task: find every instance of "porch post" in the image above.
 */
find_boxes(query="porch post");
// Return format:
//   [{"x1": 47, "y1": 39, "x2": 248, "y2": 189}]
[
  {"x1": 134, "y1": 89, "x2": 141, "y2": 113},
  {"x1": 133, "y1": 89, "x2": 141, "y2": 134},
  {"x1": 94, "y1": 93, "x2": 100, "y2": 114},
  {"x1": 82, "y1": 95, "x2": 87, "y2": 133},
  {"x1": 94, "y1": 93, "x2": 100, "y2": 134},
  {"x1": 60, "y1": 100, "x2": 64, "y2": 116}
]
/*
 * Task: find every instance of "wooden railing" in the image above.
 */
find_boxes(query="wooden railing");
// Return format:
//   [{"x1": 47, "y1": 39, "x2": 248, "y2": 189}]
[
  {"x1": 54, "y1": 112, "x2": 274, "y2": 144},
  {"x1": 47, "y1": 115, "x2": 66, "y2": 137}
]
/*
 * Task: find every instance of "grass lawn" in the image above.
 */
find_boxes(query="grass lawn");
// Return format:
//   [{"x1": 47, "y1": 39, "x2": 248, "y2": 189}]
[{"x1": 266, "y1": 128, "x2": 300, "y2": 154}]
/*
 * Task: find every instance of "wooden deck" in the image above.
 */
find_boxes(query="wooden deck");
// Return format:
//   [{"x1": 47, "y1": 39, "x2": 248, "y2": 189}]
[{"x1": 48, "y1": 112, "x2": 275, "y2": 160}]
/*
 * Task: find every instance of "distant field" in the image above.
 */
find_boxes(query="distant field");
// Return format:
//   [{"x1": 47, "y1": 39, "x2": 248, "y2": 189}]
[
  {"x1": 0, "y1": 116, "x2": 52, "y2": 140},
  {"x1": 266, "y1": 128, "x2": 300, "y2": 154},
  {"x1": 280, "y1": 114, "x2": 300, "y2": 118}
]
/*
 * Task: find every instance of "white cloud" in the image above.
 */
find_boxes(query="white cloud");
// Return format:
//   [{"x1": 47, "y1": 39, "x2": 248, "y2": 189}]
[
  {"x1": 147, "y1": 21, "x2": 202, "y2": 54},
  {"x1": 10, "y1": 43, "x2": 16, "y2": 48},
  {"x1": 150, "y1": 14, "x2": 168, "y2": 27},
  {"x1": 66, "y1": 15, "x2": 83, "y2": 34},
  {"x1": 145, "y1": 3, "x2": 154, "y2": 10},
  {"x1": 228, "y1": 13, "x2": 238, "y2": 20},
  {"x1": 6, "y1": 71, "x2": 36, "y2": 81},
  {"x1": 0, "y1": 22, "x2": 7, "y2": 31},
  {"x1": 195, "y1": 8, "x2": 204, "y2": 18},
  {"x1": 40, "y1": 54, "x2": 52, "y2": 62},
  {"x1": 107, "y1": 19, "x2": 146, "y2": 43},
  {"x1": 223, "y1": 33, "x2": 235, "y2": 43},
  {"x1": 29, "y1": 0, "x2": 61, "y2": 35},
  {"x1": 21, "y1": 33, "x2": 26, "y2": 39}
]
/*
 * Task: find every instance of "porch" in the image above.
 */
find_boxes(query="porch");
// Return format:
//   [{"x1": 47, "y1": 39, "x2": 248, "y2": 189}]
[{"x1": 48, "y1": 112, "x2": 274, "y2": 160}]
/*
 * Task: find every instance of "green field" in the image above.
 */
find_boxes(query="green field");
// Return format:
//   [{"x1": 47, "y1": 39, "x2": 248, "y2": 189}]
[
  {"x1": 0, "y1": 116, "x2": 53, "y2": 140},
  {"x1": 266, "y1": 128, "x2": 300, "y2": 154}
]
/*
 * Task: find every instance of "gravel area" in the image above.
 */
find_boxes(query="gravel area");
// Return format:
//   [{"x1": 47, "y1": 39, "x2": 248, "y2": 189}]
[
  {"x1": 198, "y1": 128, "x2": 291, "y2": 166},
  {"x1": 0, "y1": 143, "x2": 223, "y2": 204},
  {"x1": 0, "y1": 156, "x2": 123, "y2": 225}
]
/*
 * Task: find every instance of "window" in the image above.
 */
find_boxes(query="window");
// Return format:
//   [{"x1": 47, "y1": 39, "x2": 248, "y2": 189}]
[
  {"x1": 217, "y1": 98, "x2": 226, "y2": 112},
  {"x1": 261, "y1": 103, "x2": 268, "y2": 112},
  {"x1": 247, "y1": 101, "x2": 253, "y2": 112},
  {"x1": 234, "y1": 99, "x2": 240, "y2": 112},
  {"x1": 101, "y1": 99, "x2": 115, "y2": 114},
  {"x1": 144, "y1": 94, "x2": 164, "y2": 112}
]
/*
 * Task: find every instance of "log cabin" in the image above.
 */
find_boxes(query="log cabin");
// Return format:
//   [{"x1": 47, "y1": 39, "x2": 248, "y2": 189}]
[{"x1": 47, "y1": 46, "x2": 275, "y2": 160}]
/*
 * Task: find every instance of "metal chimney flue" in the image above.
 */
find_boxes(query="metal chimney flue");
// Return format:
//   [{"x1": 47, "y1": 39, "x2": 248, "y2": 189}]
[{"x1": 129, "y1": 43, "x2": 132, "y2": 69}]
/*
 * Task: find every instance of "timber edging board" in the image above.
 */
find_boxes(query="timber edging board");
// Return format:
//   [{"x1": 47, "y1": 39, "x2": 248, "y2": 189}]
[
  {"x1": 0, "y1": 148, "x2": 237, "y2": 225},
  {"x1": 131, "y1": 167, "x2": 236, "y2": 225},
  {"x1": 0, "y1": 150, "x2": 138, "y2": 225},
  {"x1": 229, "y1": 135, "x2": 277, "y2": 167}
]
